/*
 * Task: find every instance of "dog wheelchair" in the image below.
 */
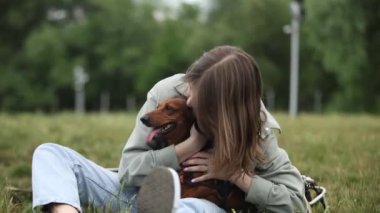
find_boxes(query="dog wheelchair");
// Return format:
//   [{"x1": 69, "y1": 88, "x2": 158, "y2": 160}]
[{"x1": 302, "y1": 175, "x2": 329, "y2": 212}]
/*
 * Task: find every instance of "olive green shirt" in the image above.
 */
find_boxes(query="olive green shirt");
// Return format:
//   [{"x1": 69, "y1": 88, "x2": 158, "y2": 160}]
[{"x1": 118, "y1": 74, "x2": 307, "y2": 212}]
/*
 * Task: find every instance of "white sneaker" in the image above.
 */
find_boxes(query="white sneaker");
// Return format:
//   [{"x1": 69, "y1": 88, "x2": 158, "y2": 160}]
[{"x1": 137, "y1": 167, "x2": 180, "y2": 213}]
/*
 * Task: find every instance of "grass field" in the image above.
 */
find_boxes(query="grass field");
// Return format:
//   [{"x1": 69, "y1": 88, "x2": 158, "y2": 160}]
[{"x1": 0, "y1": 112, "x2": 379, "y2": 212}]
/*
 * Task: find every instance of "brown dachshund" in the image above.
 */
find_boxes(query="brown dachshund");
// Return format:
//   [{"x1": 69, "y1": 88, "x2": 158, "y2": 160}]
[{"x1": 140, "y1": 97, "x2": 250, "y2": 211}]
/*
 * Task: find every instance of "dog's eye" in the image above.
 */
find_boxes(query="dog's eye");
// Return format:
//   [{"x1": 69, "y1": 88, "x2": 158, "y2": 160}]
[{"x1": 165, "y1": 105, "x2": 175, "y2": 112}]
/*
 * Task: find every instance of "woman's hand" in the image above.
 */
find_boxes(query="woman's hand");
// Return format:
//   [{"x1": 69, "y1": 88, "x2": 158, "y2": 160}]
[
  {"x1": 182, "y1": 151, "x2": 232, "y2": 182},
  {"x1": 183, "y1": 153, "x2": 253, "y2": 193}
]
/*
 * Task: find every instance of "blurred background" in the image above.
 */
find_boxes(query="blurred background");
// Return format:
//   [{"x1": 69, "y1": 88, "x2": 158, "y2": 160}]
[
  {"x1": 0, "y1": 0, "x2": 379, "y2": 113},
  {"x1": 1, "y1": 1, "x2": 380, "y2": 212}
]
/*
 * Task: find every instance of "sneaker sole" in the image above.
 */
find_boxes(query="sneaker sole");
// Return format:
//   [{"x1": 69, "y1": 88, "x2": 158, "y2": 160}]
[{"x1": 137, "y1": 167, "x2": 180, "y2": 213}]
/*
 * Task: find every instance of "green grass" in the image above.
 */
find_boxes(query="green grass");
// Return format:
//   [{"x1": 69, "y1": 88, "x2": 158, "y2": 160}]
[{"x1": 1, "y1": 112, "x2": 379, "y2": 212}]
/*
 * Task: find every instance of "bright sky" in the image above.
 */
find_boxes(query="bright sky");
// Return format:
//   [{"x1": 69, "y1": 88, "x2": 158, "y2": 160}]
[
  {"x1": 153, "y1": 0, "x2": 212, "y2": 21},
  {"x1": 163, "y1": 0, "x2": 211, "y2": 10}
]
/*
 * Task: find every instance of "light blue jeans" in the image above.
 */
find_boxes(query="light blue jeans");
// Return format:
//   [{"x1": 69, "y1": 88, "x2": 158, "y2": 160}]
[{"x1": 32, "y1": 143, "x2": 225, "y2": 212}]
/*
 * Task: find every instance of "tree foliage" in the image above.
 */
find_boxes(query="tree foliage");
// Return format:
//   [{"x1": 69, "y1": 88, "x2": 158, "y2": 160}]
[
  {"x1": 303, "y1": 0, "x2": 380, "y2": 112},
  {"x1": 0, "y1": 0, "x2": 379, "y2": 112}
]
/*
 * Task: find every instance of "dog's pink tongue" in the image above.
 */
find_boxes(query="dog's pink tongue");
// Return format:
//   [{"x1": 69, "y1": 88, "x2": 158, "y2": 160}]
[{"x1": 146, "y1": 128, "x2": 160, "y2": 143}]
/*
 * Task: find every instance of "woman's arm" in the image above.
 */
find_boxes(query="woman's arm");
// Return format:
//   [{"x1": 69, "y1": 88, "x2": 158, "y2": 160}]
[
  {"x1": 118, "y1": 74, "x2": 193, "y2": 186},
  {"x1": 186, "y1": 132, "x2": 307, "y2": 212},
  {"x1": 242, "y1": 133, "x2": 307, "y2": 212},
  {"x1": 175, "y1": 126, "x2": 207, "y2": 162},
  {"x1": 118, "y1": 91, "x2": 181, "y2": 186}
]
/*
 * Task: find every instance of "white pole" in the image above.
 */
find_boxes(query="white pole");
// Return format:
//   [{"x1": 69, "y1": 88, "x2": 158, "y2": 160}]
[
  {"x1": 73, "y1": 65, "x2": 89, "y2": 114},
  {"x1": 314, "y1": 90, "x2": 322, "y2": 113},
  {"x1": 100, "y1": 91, "x2": 110, "y2": 113},
  {"x1": 266, "y1": 89, "x2": 275, "y2": 111},
  {"x1": 289, "y1": 1, "x2": 301, "y2": 117},
  {"x1": 126, "y1": 95, "x2": 136, "y2": 111}
]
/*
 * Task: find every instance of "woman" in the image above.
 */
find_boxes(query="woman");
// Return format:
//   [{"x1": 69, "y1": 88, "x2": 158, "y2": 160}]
[
  {"x1": 124, "y1": 46, "x2": 307, "y2": 212},
  {"x1": 32, "y1": 46, "x2": 307, "y2": 212}
]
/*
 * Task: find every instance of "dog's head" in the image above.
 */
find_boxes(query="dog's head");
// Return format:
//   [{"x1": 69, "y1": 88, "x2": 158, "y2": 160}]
[{"x1": 140, "y1": 98, "x2": 195, "y2": 149}]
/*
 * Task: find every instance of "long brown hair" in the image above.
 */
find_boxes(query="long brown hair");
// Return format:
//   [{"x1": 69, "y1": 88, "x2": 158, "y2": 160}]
[{"x1": 185, "y1": 46, "x2": 264, "y2": 177}]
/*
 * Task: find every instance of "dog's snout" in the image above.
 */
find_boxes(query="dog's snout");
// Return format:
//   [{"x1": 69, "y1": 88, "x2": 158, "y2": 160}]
[{"x1": 140, "y1": 114, "x2": 151, "y2": 127}]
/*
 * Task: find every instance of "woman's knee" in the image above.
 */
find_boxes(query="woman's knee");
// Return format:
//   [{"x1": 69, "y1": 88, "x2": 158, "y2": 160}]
[{"x1": 33, "y1": 143, "x2": 64, "y2": 160}]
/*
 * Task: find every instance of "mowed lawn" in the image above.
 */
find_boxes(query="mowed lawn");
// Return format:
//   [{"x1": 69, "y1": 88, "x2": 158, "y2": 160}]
[{"x1": 0, "y1": 112, "x2": 379, "y2": 212}]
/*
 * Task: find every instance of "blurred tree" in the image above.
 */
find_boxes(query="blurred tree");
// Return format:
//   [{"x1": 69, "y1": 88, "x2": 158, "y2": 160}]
[
  {"x1": 1, "y1": 0, "x2": 159, "y2": 111},
  {"x1": 77, "y1": 0, "x2": 159, "y2": 110},
  {"x1": 0, "y1": 0, "x2": 49, "y2": 63},
  {"x1": 136, "y1": 3, "x2": 204, "y2": 97},
  {"x1": 0, "y1": 0, "x2": 51, "y2": 111},
  {"x1": 304, "y1": 0, "x2": 380, "y2": 112},
  {"x1": 206, "y1": 0, "x2": 293, "y2": 110},
  {"x1": 0, "y1": 0, "x2": 93, "y2": 111},
  {"x1": 361, "y1": 0, "x2": 380, "y2": 112},
  {"x1": 0, "y1": 0, "x2": 378, "y2": 113},
  {"x1": 24, "y1": 24, "x2": 69, "y2": 110}
]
